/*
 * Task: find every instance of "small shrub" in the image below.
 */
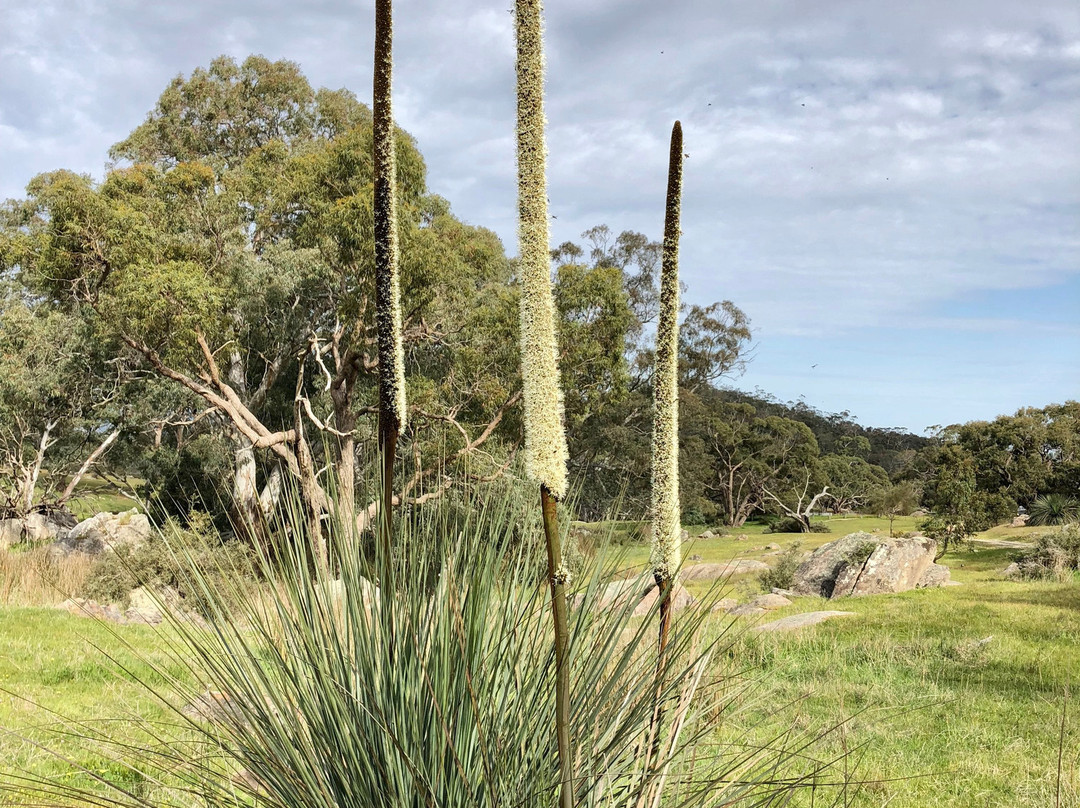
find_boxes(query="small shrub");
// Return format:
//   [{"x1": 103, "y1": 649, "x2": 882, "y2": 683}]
[
  {"x1": 759, "y1": 542, "x2": 802, "y2": 591},
  {"x1": 765, "y1": 517, "x2": 829, "y2": 534},
  {"x1": 845, "y1": 540, "x2": 879, "y2": 567},
  {"x1": 1009, "y1": 524, "x2": 1080, "y2": 581},
  {"x1": 681, "y1": 505, "x2": 708, "y2": 526},
  {"x1": 81, "y1": 511, "x2": 257, "y2": 614}
]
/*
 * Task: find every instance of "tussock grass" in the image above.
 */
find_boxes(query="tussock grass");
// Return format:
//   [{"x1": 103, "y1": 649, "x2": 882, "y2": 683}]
[{"x1": 0, "y1": 547, "x2": 92, "y2": 607}]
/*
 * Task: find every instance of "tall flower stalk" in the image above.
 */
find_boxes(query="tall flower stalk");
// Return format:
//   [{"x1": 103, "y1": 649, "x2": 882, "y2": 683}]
[
  {"x1": 651, "y1": 120, "x2": 684, "y2": 661},
  {"x1": 373, "y1": 0, "x2": 406, "y2": 553},
  {"x1": 515, "y1": 1, "x2": 573, "y2": 805}
]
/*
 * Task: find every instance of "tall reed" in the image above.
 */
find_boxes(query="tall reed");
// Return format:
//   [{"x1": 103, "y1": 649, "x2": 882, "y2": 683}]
[
  {"x1": 373, "y1": 0, "x2": 407, "y2": 547},
  {"x1": 514, "y1": 1, "x2": 573, "y2": 804}
]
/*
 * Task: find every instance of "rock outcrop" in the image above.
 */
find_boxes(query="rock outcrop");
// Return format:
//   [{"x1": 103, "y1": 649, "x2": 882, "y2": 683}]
[
  {"x1": 680, "y1": 560, "x2": 769, "y2": 581},
  {"x1": 916, "y1": 563, "x2": 952, "y2": 588},
  {"x1": 50, "y1": 508, "x2": 150, "y2": 556},
  {"x1": 752, "y1": 611, "x2": 857, "y2": 633},
  {"x1": 0, "y1": 519, "x2": 22, "y2": 550},
  {"x1": 728, "y1": 593, "x2": 792, "y2": 617},
  {"x1": 1, "y1": 508, "x2": 76, "y2": 549},
  {"x1": 791, "y1": 532, "x2": 947, "y2": 599}
]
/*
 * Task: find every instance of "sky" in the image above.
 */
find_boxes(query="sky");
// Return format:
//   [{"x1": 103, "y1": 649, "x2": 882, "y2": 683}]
[{"x1": 1, "y1": 0, "x2": 1077, "y2": 434}]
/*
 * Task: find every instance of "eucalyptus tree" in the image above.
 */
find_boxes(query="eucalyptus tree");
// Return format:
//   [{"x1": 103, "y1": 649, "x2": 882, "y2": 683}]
[
  {"x1": 2, "y1": 56, "x2": 520, "y2": 538},
  {"x1": 682, "y1": 395, "x2": 821, "y2": 527},
  {"x1": 0, "y1": 287, "x2": 121, "y2": 515},
  {"x1": 551, "y1": 232, "x2": 753, "y2": 520},
  {"x1": 820, "y1": 453, "x2": 890, "y2": 514}
]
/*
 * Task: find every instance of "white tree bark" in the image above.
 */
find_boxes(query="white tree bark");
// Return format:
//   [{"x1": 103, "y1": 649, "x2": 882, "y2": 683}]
[{"x1": 57, "y1": 428, "x2": 121, "y2": 505}]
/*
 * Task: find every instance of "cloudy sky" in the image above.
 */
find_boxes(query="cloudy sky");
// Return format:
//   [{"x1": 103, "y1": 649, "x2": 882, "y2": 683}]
[{"x1": 2, "y1": 0, "x2": 1077, "y2": 433}]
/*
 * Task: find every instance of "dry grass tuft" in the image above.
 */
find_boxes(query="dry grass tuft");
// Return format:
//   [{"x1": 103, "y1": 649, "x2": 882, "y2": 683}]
[{"x1": 0, "y1": 548, "x2": 92, "y2": 607}]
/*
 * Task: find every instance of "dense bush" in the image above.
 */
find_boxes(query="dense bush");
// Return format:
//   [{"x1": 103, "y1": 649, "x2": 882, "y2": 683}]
[
  {"x1": 1009, "y1": 524, "x2": 1080, "y2": 581},
  {"x1": 81, "y1": 511, "x2": 257, "y2": 614},
  {"x1": 765, "y1": 516, "x2": 830, "y2": 534},
  {"x1": 681, "y1": 504, "x2": 708, "y2": 525},
  {"x1": 759, "y1": 542, "x2": 803, "y2": 591},
  {"x1": 133, "y1": 434, "x2": 239, "y2": 531}
]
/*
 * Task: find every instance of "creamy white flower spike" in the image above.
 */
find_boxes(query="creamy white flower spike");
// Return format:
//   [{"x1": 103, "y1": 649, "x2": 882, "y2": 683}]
[
  {"x1": 516, "y1": 0, "x2": 568, "y2": 500},
  {"x1": 373, "y1": 0, "x2": 407, "y2": 432},
  {"x1": 649, "y1": 121, "x2": 684, "y2": 583}
]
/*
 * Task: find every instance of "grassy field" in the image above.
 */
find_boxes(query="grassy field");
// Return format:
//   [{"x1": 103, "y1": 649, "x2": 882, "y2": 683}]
[
  {"x1": 0, "y1": 609, "x2": 185, "y2": 801},
  {"x1": 1, "y1": 515, "x2": 1077, "y2": 806},
  {"x1": 64, "y1": 476, "x2": 145, "y2": 521},
  {"x1": 597, "y1": 515, "x2": 1079, "y2": 806}
]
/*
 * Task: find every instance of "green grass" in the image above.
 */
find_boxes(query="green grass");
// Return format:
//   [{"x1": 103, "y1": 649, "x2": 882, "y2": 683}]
[
  {"x1": 713, "y1": 549, "x2": 1079, "y2": 807},
  {"x1": 588, "y1": 515, "x2": 1079, "y2": 806},
  {"x1": 64, "y1": 475, "x2": 144, "y2": 521},
  {"x1": 2, "y1": 515, "x2": 1077, "y2": 806},
  {"x1": 0, "y1": 608, "x2": 184, "y2": 801}
]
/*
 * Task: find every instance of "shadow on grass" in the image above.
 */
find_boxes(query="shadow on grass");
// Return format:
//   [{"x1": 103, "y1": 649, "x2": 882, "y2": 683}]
[
  {"x1": 970, "y1": 585, "x2": 1080, "y2": 613},
  {"x1": 939, "y1": 547, "x2": 1015, "y2": 570}
]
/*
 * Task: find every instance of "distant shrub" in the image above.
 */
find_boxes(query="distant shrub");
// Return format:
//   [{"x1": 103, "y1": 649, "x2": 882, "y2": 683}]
[
  {"x1": 845, "y1": 540, "x2": 879, "y2": 567},
  {"x1": 681, "y1": 505, "x2": 708, "y2": 526},
  {"x1": 1009, "y1": 524, "x2": 1080, "y2": 581},
  {"x1": 759, "y1": 542, "x2": 803, "y2": 591},
  {"x1": 770, "y1": 517, "x2": 803, "y2": 534},
  {"x1": 82, "y1": 511, "x2": 257, "y2": 615},
  {"x1": 765, "y1": 517, "x2": 830, "y2": 534}
]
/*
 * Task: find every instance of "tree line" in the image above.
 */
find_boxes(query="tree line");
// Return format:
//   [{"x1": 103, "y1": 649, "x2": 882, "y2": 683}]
[{"x1": 1, "y1": 55, "x2": 1076, "y2": 539}]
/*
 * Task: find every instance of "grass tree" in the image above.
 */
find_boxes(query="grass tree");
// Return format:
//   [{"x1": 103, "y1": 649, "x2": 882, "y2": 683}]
[
  {"x1": 650, "y1": 121, "x2": 684, "y2": 657},
  {"x1": 514, "y1": 1, "x2": 573, "y2": 805},
  {"x1": 373, "y1": 0, "x2": 407, "y2": 549}
]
